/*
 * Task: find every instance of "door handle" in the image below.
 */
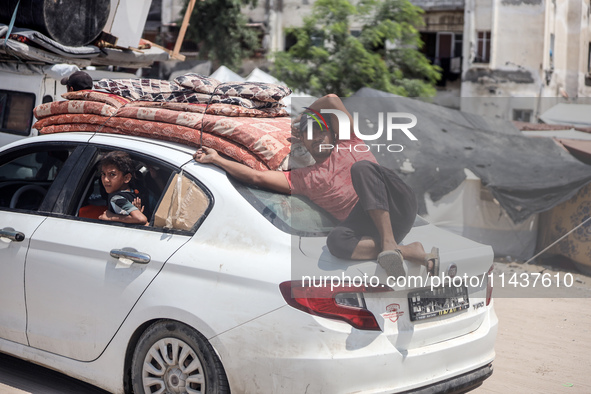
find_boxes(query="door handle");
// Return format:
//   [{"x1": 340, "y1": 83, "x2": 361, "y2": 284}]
[
  {"x1": 110, "y1": 249, "x2": 151, "y2": 264},
  {"x1": 0, "y1": 228, "x2": 25, "y2": 242}
]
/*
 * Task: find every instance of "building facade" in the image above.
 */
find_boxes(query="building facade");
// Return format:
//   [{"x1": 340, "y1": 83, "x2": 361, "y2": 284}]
[
  {"x1": 460, "y1": 0, "x2": 591, "y2": 120},
  {"x1": 239, "y1": 1, "x2": 591, "y2": 120}
]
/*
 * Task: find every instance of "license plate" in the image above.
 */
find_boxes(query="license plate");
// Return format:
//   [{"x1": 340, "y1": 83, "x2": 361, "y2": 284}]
[{"x1": 408, "y1": 285, "x2": 469, "y2": 321}]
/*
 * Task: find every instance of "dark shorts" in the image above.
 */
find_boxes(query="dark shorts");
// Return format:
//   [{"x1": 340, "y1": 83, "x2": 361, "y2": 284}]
[{"x1": 326, "y1": 160, "x2": 418, "y2": 259}]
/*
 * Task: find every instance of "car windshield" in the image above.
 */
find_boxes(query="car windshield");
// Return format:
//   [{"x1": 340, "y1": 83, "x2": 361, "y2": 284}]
[{"x1": 230, "y1": 177, "x2": 429, "y2": 237}]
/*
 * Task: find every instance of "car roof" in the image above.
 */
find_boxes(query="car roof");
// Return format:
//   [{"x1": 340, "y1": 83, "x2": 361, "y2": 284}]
[{"x1": 1, "y1": 132, "x2": 198, "y2": 158}]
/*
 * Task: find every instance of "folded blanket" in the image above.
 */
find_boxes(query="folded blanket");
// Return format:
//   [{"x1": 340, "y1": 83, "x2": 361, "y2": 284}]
[
  {"x1": 174, "y1": 73, "x2": 292, "y2": 102},
  {"x1": 38, "y1": 122, "x2": 269, "y2": 171},
  {"x1": 126, "y1": 101, "x2": 288, "y2": 117},
  {"x1": 34, "y1": 100, "x2": 117, "y2": 119},
  {"x1": 136, "y1": 91, "x2": 282, "y2": 109},
  {"x1": 34, "y1": 111, "x2": 291, "y2": 170},
  {"x1": 94, "y1": 75, "x2": 291, "y2": 109},
  {"x1": 8, "y1": 26, "x2": 100, "y2": 58},
  {"x1": 62, "y1": 90, "x2": 131, "y2": 108}
]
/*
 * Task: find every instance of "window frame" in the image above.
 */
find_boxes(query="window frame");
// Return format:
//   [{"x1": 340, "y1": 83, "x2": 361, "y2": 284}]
[
  {"x1": 0, "y1": 142, "x2": 85, "y2": 214},
  {"x1": 475, "y1": 31, "x2": 491, "y2": 64},
  {"x1": 512, "y1": 109, "x2": 533, "y2": 123},
  {"x1": 57, "y1": 144, "x2": 214, "y2": 236}
]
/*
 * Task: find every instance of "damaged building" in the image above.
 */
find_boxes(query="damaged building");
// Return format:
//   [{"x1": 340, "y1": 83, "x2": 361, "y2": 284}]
[{"x1": 460, "y1": 0, "x2": 591, "y2": 120}]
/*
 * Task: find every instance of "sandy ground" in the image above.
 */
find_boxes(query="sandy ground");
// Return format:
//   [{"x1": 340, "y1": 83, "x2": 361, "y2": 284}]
[
  {"x1": 477, "y1": 257, "x2": 591, "y2": 394},
  {"x1": 0, "y1": 258, "x2": 589, "y2": 394}
]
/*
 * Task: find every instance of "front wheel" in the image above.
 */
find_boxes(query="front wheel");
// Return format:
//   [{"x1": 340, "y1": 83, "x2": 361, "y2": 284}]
[{"x1": 131, "y1": 320, "x2": 230, "y2": 394}]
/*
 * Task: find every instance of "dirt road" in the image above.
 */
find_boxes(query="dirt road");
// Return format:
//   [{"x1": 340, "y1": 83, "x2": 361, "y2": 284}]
[{"x1": 0, "y1": 260, "x2": 590, "y2": 394}]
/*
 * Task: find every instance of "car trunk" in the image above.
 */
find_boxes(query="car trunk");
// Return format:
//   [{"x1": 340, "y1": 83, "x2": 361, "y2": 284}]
[{"x1": 295, "y1": 223, "x2": 494, "y2": 350}]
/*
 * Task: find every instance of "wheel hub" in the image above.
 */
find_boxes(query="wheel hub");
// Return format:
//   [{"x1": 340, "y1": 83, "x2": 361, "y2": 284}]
[{"x1": 165, "y1": 367, "x2": 186, "y2": 392}]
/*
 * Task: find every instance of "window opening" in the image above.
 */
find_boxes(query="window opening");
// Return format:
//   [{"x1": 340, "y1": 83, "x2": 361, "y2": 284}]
[
  {"x1": 476, "y1": 31, "x2": 491, "y2": 63},
  {"x1": 0, "y1": 148, "x2": 72, "y2": 210},
  {"x1": 0, "y1": 90, "x2": 36, "y2": 136}
]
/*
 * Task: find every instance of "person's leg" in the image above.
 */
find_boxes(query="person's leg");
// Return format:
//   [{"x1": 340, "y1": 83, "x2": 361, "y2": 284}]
[{"x1": 347, "y1": 161, "x2": 437, "y2": 271}]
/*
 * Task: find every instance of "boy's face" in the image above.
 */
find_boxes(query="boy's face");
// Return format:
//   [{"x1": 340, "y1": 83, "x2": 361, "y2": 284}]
[{"x1": 101, "y1": 164, "x2": 131, "y2": 194}]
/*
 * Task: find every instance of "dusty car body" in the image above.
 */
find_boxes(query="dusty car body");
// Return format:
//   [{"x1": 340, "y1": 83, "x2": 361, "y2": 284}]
[{"x1": 0, "y1": 132, "x2": 497, "y2": 393}]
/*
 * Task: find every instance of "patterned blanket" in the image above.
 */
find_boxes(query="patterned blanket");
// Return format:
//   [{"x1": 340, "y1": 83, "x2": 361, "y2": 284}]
[
  {"x1": 34, "y1": 74, "x2": 294, "y2": 171},
  {"x1": 94, "y1": 75, "x2": 291, "y2": 109},
  {"x1": 38, "y1": 121, "x2": 269, "y2": 171},
  {"x1": 34, "y1": 110, "x2": 291, "y2": 170}
]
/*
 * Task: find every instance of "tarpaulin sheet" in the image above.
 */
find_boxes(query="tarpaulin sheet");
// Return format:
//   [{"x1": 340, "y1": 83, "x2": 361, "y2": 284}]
[{"x1": 344, "y1": 88, "x2": 591, "y2": 223}]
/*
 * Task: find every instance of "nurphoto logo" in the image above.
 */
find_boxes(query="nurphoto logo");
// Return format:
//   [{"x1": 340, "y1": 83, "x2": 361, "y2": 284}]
[{"x1": 303, "y1": 108, "x2": 418, "y2": 153}]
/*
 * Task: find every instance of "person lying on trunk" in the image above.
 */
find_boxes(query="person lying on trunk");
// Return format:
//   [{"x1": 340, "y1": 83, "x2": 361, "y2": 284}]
[{"x1": 193, "y1": 94, "x2": 439, "y2": 279}]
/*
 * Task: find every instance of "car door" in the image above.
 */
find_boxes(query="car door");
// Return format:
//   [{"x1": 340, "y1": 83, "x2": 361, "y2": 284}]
[
  {"x1": 24, "y1": 142, "x2": 209, "y2": 362},
  {"x1": 0, "y1": 143, "x2": 84, "y2": 344}
]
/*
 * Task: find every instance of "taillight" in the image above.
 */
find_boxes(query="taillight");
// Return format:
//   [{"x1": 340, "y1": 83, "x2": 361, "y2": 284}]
[
  {"x1": 279, "y1": 281, "x2": 386, "y2": 331},
  {"x1": 486, "y1": 264, "x2": 494, "y2": 306}
]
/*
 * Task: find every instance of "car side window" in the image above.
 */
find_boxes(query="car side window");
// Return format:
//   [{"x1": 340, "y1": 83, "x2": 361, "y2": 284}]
[
  {"x1": 0, "y1": 148, "x2": 72, "y2": 211},
  {"x1": 76, "y1": 152, "x2": 173, "y2": 223},
  {"x1": 74, "y1": 150, "x2": 211, "y2": 233},
  {"x1": 153, "y1": 172, "x2": 210, "y2": 232}
]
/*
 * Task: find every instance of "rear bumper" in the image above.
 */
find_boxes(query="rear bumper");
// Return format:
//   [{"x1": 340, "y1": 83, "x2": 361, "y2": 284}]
[
  {"x1": 211, "y1": 302, "x2": 498, "y2": 393},
  {"x1": 400, "y1": 363, "x2": 493, "y2": 394}
]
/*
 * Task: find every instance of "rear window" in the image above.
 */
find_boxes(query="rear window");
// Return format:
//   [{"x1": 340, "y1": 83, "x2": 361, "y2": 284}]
[
  {"x1": 0, "y1": 90, "x2": 36, "y2": 136},
  {"x1": 230, "y1": 177, "x2": 428, "y2": 236}
]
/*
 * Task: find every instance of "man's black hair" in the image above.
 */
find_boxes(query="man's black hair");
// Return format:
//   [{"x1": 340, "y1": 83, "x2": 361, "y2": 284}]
[
  {"x1": 60, "y1": 71, "x2": 93, "y2": 91},
  {"x1": 298, "y1": 112, "x2": 334, "y2": 136}
]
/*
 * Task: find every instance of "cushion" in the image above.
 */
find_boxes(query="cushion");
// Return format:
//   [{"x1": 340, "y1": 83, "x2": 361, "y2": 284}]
[{"x1": 173, "y1": 73, "x2": 221, "y2": 94}]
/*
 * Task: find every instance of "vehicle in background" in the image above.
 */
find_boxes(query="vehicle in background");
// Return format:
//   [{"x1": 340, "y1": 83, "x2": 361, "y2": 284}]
[{"x1": 0, "y1": 64, "x2": 136, "y2": 147}]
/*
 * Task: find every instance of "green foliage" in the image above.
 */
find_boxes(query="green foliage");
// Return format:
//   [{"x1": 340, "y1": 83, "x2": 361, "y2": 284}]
[
  {"x1": 182, "y1": 0, "x2": 258, "y2": 70},
  {"x1": 273, "y1": 0, "x2": 440, "y2": 97}
]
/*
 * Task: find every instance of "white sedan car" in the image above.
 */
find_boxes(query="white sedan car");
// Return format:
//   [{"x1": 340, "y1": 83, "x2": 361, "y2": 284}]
[{"x1": 0, "y1": 132, "x2": 497, "y2": 394}]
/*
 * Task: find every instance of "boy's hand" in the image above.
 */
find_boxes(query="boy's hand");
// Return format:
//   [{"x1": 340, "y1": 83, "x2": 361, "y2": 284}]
[
  {"x1": 193, "y1": 147, "x2": 219, "y2": 164},
  {"x1": 133, "y1": 197, "x2": 144, "y2": 212}
]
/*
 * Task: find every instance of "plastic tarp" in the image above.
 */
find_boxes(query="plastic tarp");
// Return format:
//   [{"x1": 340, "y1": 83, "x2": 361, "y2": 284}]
[
  {"x1": 424, "y1": 169, "x2": 538, "y2": 260},
  {"x1": 246, "y1": 67, "x2": 283, "y2": 84},
  {"x1": 347, "y1": 88, "x2": 591, "y2": 224},
  {"x1": 539, "y1": 103, "x2": 591, "y2": 128}
]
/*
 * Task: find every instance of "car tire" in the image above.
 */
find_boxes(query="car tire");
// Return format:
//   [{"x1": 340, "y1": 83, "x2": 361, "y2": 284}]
[{"x1": 131, "y1": 320, "x2": 230, "y2": 394}]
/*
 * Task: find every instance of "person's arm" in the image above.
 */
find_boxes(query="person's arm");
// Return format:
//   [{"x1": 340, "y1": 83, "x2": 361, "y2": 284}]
[
  {"x1": 99, "y1": 194, "x2": 148, "y2": 225},
  {"x1": 193, "y1": 147, "x2": 291, "y2": 194},
  {"x1": 99, "y1": 209, "x2": 148, "y2": 225},
  {"x1": 308, "y1": 93, "x2": 354, "y2": 129}
]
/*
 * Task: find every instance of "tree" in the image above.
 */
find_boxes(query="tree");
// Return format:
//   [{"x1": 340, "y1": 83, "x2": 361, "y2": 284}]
[
  {"x1": 273, "y1": 0, "x2": 440, "y2": 97},
  {"x1": 181, "y1": 0, "x2": 258, "y2": 70}
]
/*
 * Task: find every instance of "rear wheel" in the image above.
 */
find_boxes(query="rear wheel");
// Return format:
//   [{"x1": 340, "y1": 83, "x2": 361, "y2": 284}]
[{"x1": 131, "y1": 320, "x2": 229, "y2": 394}]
